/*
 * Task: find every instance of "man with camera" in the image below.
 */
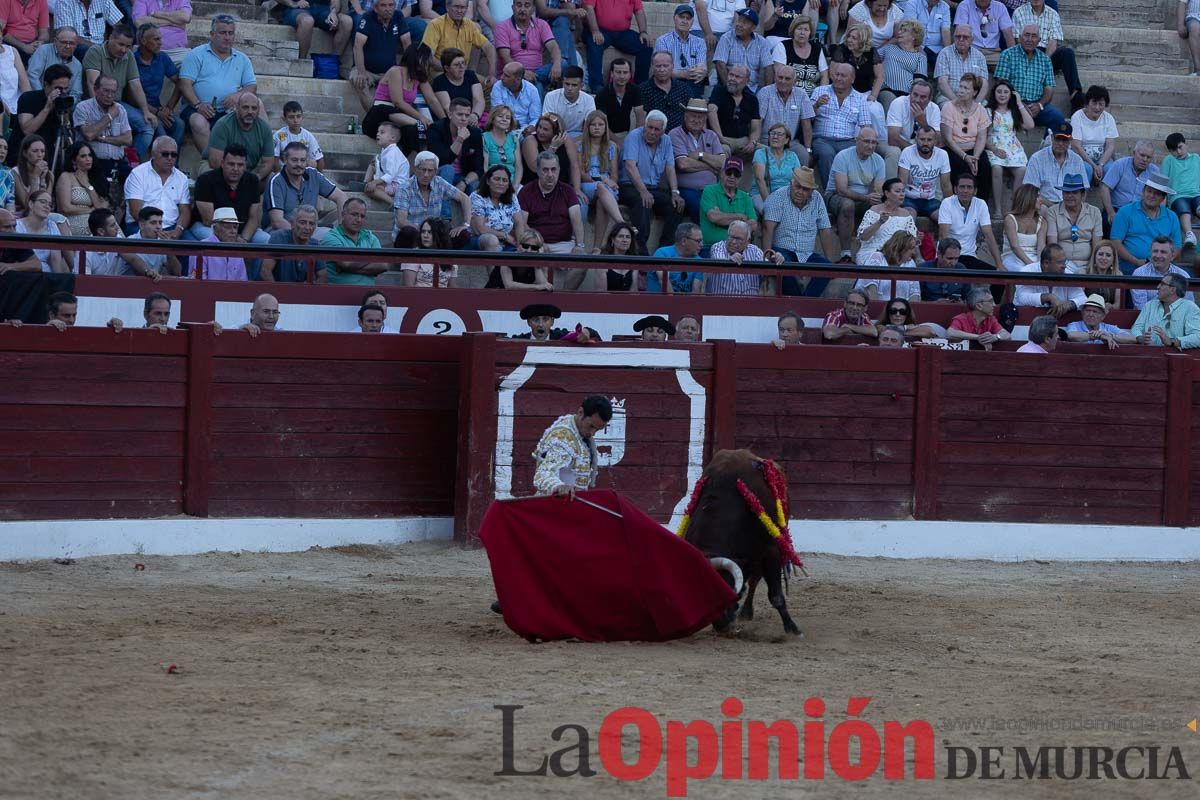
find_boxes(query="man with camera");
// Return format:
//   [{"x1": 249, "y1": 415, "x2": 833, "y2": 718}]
[{"x1": 8, "y1": 63, "x2": 73, "y2": 167}]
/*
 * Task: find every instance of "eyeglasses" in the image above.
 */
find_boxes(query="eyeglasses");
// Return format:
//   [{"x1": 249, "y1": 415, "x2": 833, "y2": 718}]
[
  {"x1": 1069, "y1": 224, "x2": 1079, "y2": 242},
  {"x1": 158, "y1": 151, "x2": 179, "y2": 158},
  {"x1": 685, "y1": 236, "x2": 703, "y2": 244},
  {"x1": 519, "y1": 243, "x2": 542, "y2": 251}
]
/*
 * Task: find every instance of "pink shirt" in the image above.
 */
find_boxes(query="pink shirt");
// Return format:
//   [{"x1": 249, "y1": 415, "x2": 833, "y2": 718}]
[
  {"x1": 195, "y1": 235, "x2": 248, "y2": 281},
  {"x1": 1016, "y1": 341, "x2": 1047, "y2": 353},
  {"x1": 0, "y1": 0, "x2": 49, "y2": 43},
  {"x1": 494, "y1": 16, "x2": 554, "y2": 71},
  {"x1": 132, "y1": 0, "x2": 192, "y2": 50}
]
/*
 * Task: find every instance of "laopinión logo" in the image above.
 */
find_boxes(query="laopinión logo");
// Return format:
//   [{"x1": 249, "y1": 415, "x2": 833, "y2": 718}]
[{"x1": 495, "y1": 699, "x2": 1192, "y2": 797}]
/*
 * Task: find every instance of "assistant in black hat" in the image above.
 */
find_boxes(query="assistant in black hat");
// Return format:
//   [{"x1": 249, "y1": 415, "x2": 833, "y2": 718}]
[{"x1": 633, "y1": 315, "x2": 676, "y2": 341}]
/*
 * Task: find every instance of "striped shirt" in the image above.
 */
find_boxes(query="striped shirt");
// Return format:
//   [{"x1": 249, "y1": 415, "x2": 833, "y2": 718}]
[
  {"x1": 1185, "y1": 0, "x2": 1200, "y2": 23},
  {"x1": 53, "y1": 0, "x2": 123, "y2": 46},
  {"x1": 902, "y1": 0, "x2": 954, "y2": 54},
  {"x1": 712, "y1": 31, "x2": 776, "y2": 92},
  {"x1": 762, "y1": 185, "x2": 831, "y2": 258},
  {"x1": 755, "y1": 86, "x2": 814, "y2": 142},
  {"x1": 654, "y1": 30, "x2": 706, "y2": 74},
  {"x1": 879, "y1": 44, "x2": 927, "y2": 94},
  {"x1": 934, "y1": 45, "x2": 988, "y2": 87},
  {"x1": 1011, "y1": 4, "x2": 1064, "y2": 47},
  {"x1": 810, "y1": 86, "x2": 872, "y2": 141},
  {"x1": 706, "y1": 241, "x2": 764, "y2": 295},
  {"x1": 994, "y1": 46, "x2": 1056, "y2": 108}
]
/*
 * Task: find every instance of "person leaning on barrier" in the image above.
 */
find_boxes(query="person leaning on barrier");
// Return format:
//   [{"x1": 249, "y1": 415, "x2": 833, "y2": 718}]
[
  {"x1": 947, "y1": 286, "x2": 1012, "y2": 350},
  {"x1": 1064, "y1": 294, "x2": 1135, "y2": 350},
  {"x1": 1017, "y1": 314, "x2": 1060, "y2": 353},
  {"x1": 262, "y1": 205, "x2": 326, "y2": 283},
  {"x1": 772, "y1": 310, "x2": 805, "y2": 349},
  {"x1": 673, "y1": 314, "x2": 701, "y2": 342},
  {"x1": 822, "y1": 288, "x2": 878, "y2": 341},
  {"x1": 1131, "y1": 272, "x2": 1200, "y2": 349},
  {"x1": 44, "y1": 290, "x2": 124, "y2": 332},
  {"x1": 240, "y1": 293, "x2": 281, "y2": 337},
  {"x1": 878, "y1": 325, "x2": 906, "y2": 347}
]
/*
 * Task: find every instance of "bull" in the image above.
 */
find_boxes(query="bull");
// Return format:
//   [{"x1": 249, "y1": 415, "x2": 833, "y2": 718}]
[{"x1": 680, "y1": 449, "x2": 803, "y2": 636}]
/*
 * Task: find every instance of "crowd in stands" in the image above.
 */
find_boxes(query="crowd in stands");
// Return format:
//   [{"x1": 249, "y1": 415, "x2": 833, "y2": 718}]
[{"x1": 0, "y1": 0, "x2": 1199, "y2": 346}]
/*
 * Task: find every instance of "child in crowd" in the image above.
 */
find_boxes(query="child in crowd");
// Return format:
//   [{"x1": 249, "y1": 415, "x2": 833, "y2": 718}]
[
  {"x1": 364, "y1": 121, "x2": 409, "y2": 204},
  {"x1": 274, "y1": 101, "x2": 326, "y2": 171},
  {"x1": 915, "y1": 215, "x2": 936, "y2": 262},
  {"x1": 1163, "y1": 131, "x2": 1200, "y2": 246}
]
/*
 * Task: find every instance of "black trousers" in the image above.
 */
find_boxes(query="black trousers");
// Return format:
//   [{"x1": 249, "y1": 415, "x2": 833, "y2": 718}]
[
  {"x1": 947, "y1": 149, "x2": 993, "y2": 206},
  {"x1": 617, "y1": 183, "x2": 679, "y2": 252}
]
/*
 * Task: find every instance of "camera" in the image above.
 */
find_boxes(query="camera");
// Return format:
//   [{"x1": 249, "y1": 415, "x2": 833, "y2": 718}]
[{"x1": 52, "y1": 94, "x2": 74, "y2": 113}]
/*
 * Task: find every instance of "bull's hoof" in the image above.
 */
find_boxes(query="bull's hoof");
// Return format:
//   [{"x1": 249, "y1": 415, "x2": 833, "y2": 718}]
[
  {"x1": 737, "y1": 605, "x2": 755, "y2": 621},
  {"x1": 490, "y1": 600, "x2": 502, "y2": 614},
  {"x1": 784, "y1": 620, "x2": 803, "y2": 637},
  {"x1": 716, "y1": 625, "x2": 744, "y2": 637}
]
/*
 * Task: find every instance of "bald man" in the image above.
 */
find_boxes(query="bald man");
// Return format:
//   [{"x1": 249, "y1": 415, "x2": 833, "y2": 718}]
[
  {"x1": 208, "y1": 91, "x2": 276, "y2": 181},
  {"x1": 241, "y1": 294, "x2": 281, "y2": 337}
]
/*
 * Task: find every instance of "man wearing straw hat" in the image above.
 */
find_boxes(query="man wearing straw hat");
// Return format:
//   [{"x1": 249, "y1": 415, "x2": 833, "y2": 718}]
[
  {"x1": 1111, "y1": 171, "x2": 1182, "y2": 274},
  {"x1": 191, "y1": 206, "x2": 248, "y2": 280},
  {"x1": 1064, "y1": 294, "x2": 1136, "y2": 349}
]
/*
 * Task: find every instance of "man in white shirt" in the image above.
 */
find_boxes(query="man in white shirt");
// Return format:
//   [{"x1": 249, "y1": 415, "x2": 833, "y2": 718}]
[
  {"x1": 123, "y1": 135, "x2": 190, "y2": 235},
  {"x1": 886, "y1": 79, "x2": 941, "y2": 151},
  {"x1": 898, "y1": 124, "x2": 951, "y2": 220},
  {"x1": 937, "y1": 171, "x2": 1001, "y2": 271},
  {"x1": 1013, "y1": 243, "x2": 1087, "y2": 317},
  {"x1": 540, "y1": 65, "x2": 594, "y2": 138}
]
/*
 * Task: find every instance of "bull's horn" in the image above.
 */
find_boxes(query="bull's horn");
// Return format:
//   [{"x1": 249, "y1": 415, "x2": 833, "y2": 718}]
[{"x1": 709, "y1": 557, "x2": 744, "y2": 597}]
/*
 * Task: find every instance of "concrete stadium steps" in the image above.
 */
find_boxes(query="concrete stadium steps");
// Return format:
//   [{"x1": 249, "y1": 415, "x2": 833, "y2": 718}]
[
  {"x1": 191, "y1": 0, "x2": 272, "y2": 21},
  {"x1": 1065, "y1": 24, "x2": 1194, "y2": 73},
  {"x1": 1058, "y1": 0, "x2": 1169, "y2": 28}
]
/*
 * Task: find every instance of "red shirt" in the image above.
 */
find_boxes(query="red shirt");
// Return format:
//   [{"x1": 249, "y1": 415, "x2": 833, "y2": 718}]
[
  {"x1": 823, "y1": 308, "x2": 874, "y2": 327},
  {"x1": 584, "y1": 0, "x2": 643, "y2": 33},
  {"x1": 949, "y1": 311, "x2": 1002, "y2": 335},
  {"x1": 517, "y1": 181, "x2": 580, "y2": 244},
  {"x1": 0, "y1": 0, "x2": 48, "y2": 43}
]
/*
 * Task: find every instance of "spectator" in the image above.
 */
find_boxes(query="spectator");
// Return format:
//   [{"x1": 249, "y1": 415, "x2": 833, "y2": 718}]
[
  {"x1": 828, "y1": 124, "x2": 885, "y2": 260},
  {"x1": 772, "y1": 15, "x2": 827, "y2": 96},
  {"x1": 1016, "y1": 314, "x2": 1059, "y2": 353},
  {"x1": 433, "y1": 47, "x2": 485, "y2": 125},
  {"x1": 240, "y1": 293, "x2": 280, "y2": 336},
  {"x1": 12, "y1": 134, "x2": 49, "y2": 213},
  {"x1": 919, "y1": 236, "x2": 969, "y2": 301},
  {"x1": 485, "y1": 227, "x2": 552, "y2": 289},
  {"x1": 207, "y1": 91, "x2": 274, "y2": 181},
  {"x1": 1013, "y1": 243, "x2": 1086, "y2": 317},
  {"x1": 598, "y1": 220, "x2": 642, "y2": 290},
  {"x1": 857, "y1": 176, "x2": 917, "y2": 260},
  {"x1": 878, "y1": 17, "x2": 927, "y2": 103},
  {"x1": 583, "y1": 0, "x2": 652, "y2": 92},
  {"x1": 656, "y1": 4, "x2": 707, "y2": 98},
  {"x1": 877, "y1": 295, "x2": 943, "y2": 339},
  {"x1": 1132, "y1": 272, "x2": 1200, "y2": 348},
  {"x1": 648, "y1": 222, "x2": 703, "y2": 294},
  {"x1": 482, "y1": 104, "x2": 522, "y2": 182},
  {"x1": 543, "y1": 65, "x2": 595, "y2": 138},
  {"x1": 822, "y1": 288, "x2": 878, "y2": 341},
  {"x1": 946, "y1": 286, "x2": 1010, "y2": 348},
  {"x1": 954, "y1": 0, "x2": 1013, "y2": 63},
  {"x1": 699, "y1": 155, "x2": 755, "y2": 246},
  {"x1": 1130, "y1": 236, "x2": 1192, "y2": 310},
  {"x1": 877, "y1": 324, "x2": 906, "y2": 346},
  {"x1": 54, "y1": 140, "x2": 105, "y2": 236},
  {"x1": 26, "y1": 25, "x2": 78, "y2": 100},
  {"x1": 1064, "y1": 294, "x2": 1135, "y2": 348},
  {"x1": 128, "y1": 204, "x2": 182, "y2": 277},
  {"x1": 535, "y1": 0, "x2": 586, "y2": 72},
  {"x1": 693, "y1": 0, "x2": 746, "y2": 46},
  {"x1": 714, "y1": 8, "x2": 774, "y2": 92},
  {"x1": 674, "y1": 312, "x2": 701, "y2": 341},
  {"x1": 771, "y1": 309, "x2": 805, "y2": 349},
  {"x1": 1, "y1": 0, "x2": 49, "y2": 61},
  {"x1": 396, "y1": 217, "x2": 457, "y2": 287},
  {"x1": 902, "y1": 0, "x2": 952, "y2": 75},
  {"x1": 709, "y1": 63, "x2": 761, "y2": 162},
  {"x1": 133, "y1": 23, "x2": 184, "y2": 148},
  {"x1": 1045, "y1": 172, "x2": 1102, "y2": 270},
  {"x1": 762, "y1": 0, "x2": 817, "y2": 52},
  {"x1": 191, "y1": 207, "x2": 248, "y2": 280},
  {"x1": 752, "y1": 122, "x2": 800, "y2": 214},
  {"x1": 827, "y1": 24, "x2": 885, "y2": 135},
  {"x1": 262, "y1": 205, "x2": 326, "y2": 283},
  {"x1": 124, "y1": 134, "x2": 189, "y2": 236},
  {"x1": 274, "y1": 101, "x2": 325, "y2": 171},
  {"x1": 422, "y1": 0, "x2": 496, "y2": 77},
  {"x1": 190, "y1": 142, "x2": 266, "y2": 247},
  {"x1": 362, "y1": 44, "x2": 437, "y2": 149},
  {"x1": 514, "y1": 151, "x2": 587, "y2": 282},
  {"x1": 142, "y1": 291, "x2": 172, "y2": 330},
  {"x1": 756, "y1": 65, "x2": 813, "y2": 167},
  {"x1": 618, "y1": 110, "x2": 683, "y2": 252},
  {"x1": 496, "y1": 0, "x2": 562, "y2": 90},
  {"x1": 937, "y1": 171, "x2": 1002, "y2": 270},
  {"x1": 810, "y1": 61, "x2": 872, "y2": 189},
  {"x1": 762, "y1": 165, "x2": 838, "y2": 295},
  {"x1": 519, "y1": 111, "x2": 578, "y2": 188},
  {"x1": 933, "y1": 24, "x2": 988, "y2": 104},
  {"x1": 850, "y1": 0, "x2": 904, "y2": 48},
  {"x1": 1021, "y1": 122, "x2": 1089, "y2": 208},
  {"x1": 639, "y1": 50, "x2": 691, "y2": 132},
  {"x1": 84, "y1": 207, "x2": 160, "y2": 278},
  {"x1": 985, "y1": 78, "x2": 1033, "y2": 216},
  {"x1": 45, "y1": 290, "x2": 76, "y2": 329},
  {"x1": 1000, "y1": 183, "x2": 1044, "y2": 271},
  {"x1": 886, "y1": 78, "x2": 939, "y2": 154},
  {"x1": 357, "y1": 303, "x2": 386, "y2": 333},
  {"x1": 594, "y1": 57, "x2": 642, "y2": 143},
  {"x1": 856, "y1": 229, "x2": 922, "y2": 301},
  {"x1": 0, "y1": 208, "x2": 39, "y2": 272},
  {"x1": 994, "y1": 23, "x2": 1061, "y2": 135},
  {"x1": 671, "y1": 97, "x2": 725, "y2": 223},
  {"x1": 81, "y1": 24, "x2": 155, "y2": 159},
  {"x1": 1100, "y1": 140, "x2": 1159, "y2": 228},
  {"x1": 898, "y1": 123, "x2": 950, "y2": 220},
  {"x1": 72, "y1": 74, "x2": 131, "y2": 196},
  {"x1": 132, "y1": 0, "x2": 192, "y2": 64},
  {"x1": 273, "y1": 0, "x2": 352, "y2": 62},
  {"x1": 428, "y1": 96, "x2": 483, "y2": 193},
  {"x1": 939, "y1": 72, "x2": 992, "y2": 204},
  {"x1": 1011, "y1": 0, "x2": 1080, "y2": 110},
  {"x1": 469, "y1": 163, "x2": 521, "y2": 250},
  {"x1": 577, "y1": 109, "x2": 622, "y2": 241},
  {"x1": 0, "y1": 140, "x2": 14, "y2": 210},
  {"x1": 364, "y1": 120, "x2": 409, "y2": 204},
  {"x1": 491, "y1": 60, "x2": 541, "y2": 133},
  {"x1": 1084, "y1": 239, "x2": 1120, "y2": 307},
  {"x1": 324, "y1": 198, "x2": 387, "y2": 284},
  {"x1": 178, "y1": 14, "x2": 258, "y2": 156},
  {"x1": 392, "y1": 150, "x2": 470, "y2": 236},
  {"x1": 1162, "y1": 131, "x2": 1200, "y2": 247},
  {"x1": 1180, "y1": 0, "x2": 1200, "y2": 78},
  {"x1": 1069, "y1": 85, "x2": 1117, "y2": 188},
  {"x1": 1111, "y1": 173, "x2": 1181, "y2": 274},
  {"x1": 350, "y1": 0, "x2": 410, "y2": 113},
  {"x1": 266, "y1": 142, "x2": 348, "y2": 232},
  {"x1": 634, "y1": 314, "x2": 674, "y2": 341}
]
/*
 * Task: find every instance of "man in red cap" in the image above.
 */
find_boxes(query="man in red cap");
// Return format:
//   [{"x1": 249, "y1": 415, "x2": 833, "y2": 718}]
[{"x1": 699, "y1": 155, "x2": 757, "y2": 247}]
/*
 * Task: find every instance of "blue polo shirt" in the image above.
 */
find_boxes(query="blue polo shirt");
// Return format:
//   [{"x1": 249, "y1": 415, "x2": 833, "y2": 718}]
[
  {"x1": 180, "y1": 44, "x2": 256, "y2": 108},
  {"x1": 355, "y1": 10, "x2": 410, "y2": 75},
  {"x1": 620, "y1": 127, "x2": 673, "y2": 189},
  {"x1": 1102, "y1": 158, "x2": 1161, "y2": 209},
  {"x1": 646, "y1": 245, "x2": 703, "y2": 293},
  {"x1": 1111, "y1": 200, "x2": 1181, "y2": 268},
  {"x1": 134, "y1": 48, "x2": 178, "y2": 110}
]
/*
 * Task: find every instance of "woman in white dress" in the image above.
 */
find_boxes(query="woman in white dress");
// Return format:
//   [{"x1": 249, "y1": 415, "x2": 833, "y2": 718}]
[
  {"x1": 856, "y1": 177, "x2": 917, "y2": 260},
  {"x1": 1000, "y1": 184, "x2": 1047, "y2": 273},
  {"x1": 856, "y1": 229, "x2": 922, "y2": 302},
  {"x1": 0, "y1": 30, "x2": 31, "y2": 120}
]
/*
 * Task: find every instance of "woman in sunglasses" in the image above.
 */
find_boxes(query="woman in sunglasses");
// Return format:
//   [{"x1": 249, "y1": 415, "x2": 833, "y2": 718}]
[
  {"x1": 485, "y1": 229, "x2": 554, "y2": 290},
  {"x1": 876, "y1": 297, "x2": 943, "y2": 340}
]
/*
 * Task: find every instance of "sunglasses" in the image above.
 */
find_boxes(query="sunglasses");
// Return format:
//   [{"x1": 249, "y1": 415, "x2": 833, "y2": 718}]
[
  {"x1": 1070, "y1": 224, "x2": 1079, "y2": 242},
  {"x1": 888, "y1": 307, "x2": 907, "y2": 315}
]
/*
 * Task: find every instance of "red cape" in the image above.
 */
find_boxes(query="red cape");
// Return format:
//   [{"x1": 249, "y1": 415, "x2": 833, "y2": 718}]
[{"x1": 479, "y1": 490, "x2": 736, "y2": 642}]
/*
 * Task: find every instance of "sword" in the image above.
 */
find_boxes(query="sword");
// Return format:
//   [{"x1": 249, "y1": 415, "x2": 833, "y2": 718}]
[{"x1": 573, "y1": 495, "x2": 624, "y2": 518}]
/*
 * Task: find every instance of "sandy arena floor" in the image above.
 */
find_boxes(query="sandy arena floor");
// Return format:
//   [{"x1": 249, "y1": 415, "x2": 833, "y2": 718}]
[{"x1": 1, "y1": 542, "x2": 1198, "y2": 799}]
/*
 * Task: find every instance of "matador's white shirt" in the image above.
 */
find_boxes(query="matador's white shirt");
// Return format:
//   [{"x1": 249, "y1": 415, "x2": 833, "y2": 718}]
[{"x1": 532, "y1": 414, "x2": 598, "y2": 495}]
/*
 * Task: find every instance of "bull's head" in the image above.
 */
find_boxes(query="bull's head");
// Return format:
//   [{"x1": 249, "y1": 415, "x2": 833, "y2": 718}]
[{"x1": 709, "y1": 557, "x2": 745, "y2": 633}]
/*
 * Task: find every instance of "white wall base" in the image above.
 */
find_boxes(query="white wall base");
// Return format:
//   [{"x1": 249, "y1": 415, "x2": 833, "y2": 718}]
[
  {"x1": 796, "y1": 519, "x2": 1200, "y2": 562},
  {"x1": 0, "y1": 517, "x2": 454, "y2": 561}
]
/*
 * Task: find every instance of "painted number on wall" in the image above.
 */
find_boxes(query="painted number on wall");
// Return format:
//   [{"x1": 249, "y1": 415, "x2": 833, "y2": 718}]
[{"x1": 416, "y1": 310, "x2": 467, "y2": 335}]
